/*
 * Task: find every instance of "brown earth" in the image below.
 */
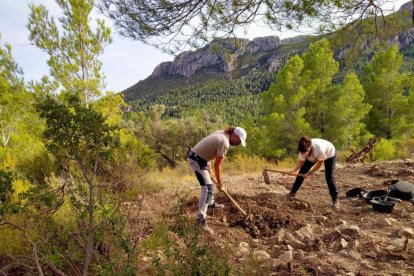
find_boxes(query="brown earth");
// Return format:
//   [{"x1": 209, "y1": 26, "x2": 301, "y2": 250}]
[{"x1": 134, "y1": 160, "x2": 414, "y2": 275}]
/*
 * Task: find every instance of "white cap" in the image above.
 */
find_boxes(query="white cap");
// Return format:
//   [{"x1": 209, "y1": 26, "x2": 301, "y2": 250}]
[{"x1": 234, "y1": 127, "x2": 247, "y2": 147}]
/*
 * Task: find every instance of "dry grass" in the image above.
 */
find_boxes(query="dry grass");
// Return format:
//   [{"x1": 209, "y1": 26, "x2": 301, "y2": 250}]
[{"x1": 138, "y1": 155, "x2": 297, "y2": 193}]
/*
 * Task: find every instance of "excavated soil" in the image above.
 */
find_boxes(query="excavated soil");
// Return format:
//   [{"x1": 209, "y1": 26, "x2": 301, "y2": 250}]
[{"x1": 136, "y1": 160, "x2": 414, "y2": 275}]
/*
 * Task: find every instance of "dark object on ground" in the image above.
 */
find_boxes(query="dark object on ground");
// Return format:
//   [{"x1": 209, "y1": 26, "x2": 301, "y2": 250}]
[
  {"x1": 346, "y1": 188, "x2": 367, "y2": 197},
  {"x1": 370, "y1": 197, "x2": 396, "y2": 213},
  {"x1": 346, "y1": 137, "x2": 379, "y2": 163},
  {"x1": 389, "y1": 181, "x2": 414, "y2": 204},
  {"x1": 362, "y1": 190, "x2": 388, "y2": 203}
]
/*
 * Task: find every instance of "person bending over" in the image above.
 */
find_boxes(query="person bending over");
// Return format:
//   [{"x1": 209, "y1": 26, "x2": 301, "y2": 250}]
[
  {"x1": 188, "y1": 126, "x2": 247, "y2": 234},
  {"x1": 287, "y1": 136, "x2": 339, "y2": 209}
]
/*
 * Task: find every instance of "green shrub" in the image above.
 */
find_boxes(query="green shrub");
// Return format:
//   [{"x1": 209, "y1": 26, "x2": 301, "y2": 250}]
[
  {"x1": 370, "y1": 139, "x2": 396, "y2": 161},
  {"x1": 140, "y1": 193, "x2": 232, "y2": 275},
  {"x1": 223, "y1": 154, "x2": 269, "y2": 175},
  {"x1": 393, "y1": 136, "x2": 414, "y2": 159}
]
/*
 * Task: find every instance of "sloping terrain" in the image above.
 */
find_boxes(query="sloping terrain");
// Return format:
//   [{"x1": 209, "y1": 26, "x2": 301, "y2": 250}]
[
  {"x1": 135, "y1": 160, "x2": 414, "y2": 275},
  {"x1": 122, "y1": 3, "x2": 414, "y2": 122}
]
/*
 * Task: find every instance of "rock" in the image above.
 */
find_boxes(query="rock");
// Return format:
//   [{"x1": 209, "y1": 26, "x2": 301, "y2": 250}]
[
  {"x1": 277, "y1": 249, "x2": 293, "y2": 262},
  {"x1": 340, "y1": 238, "x2": 348, "y2": 249},
  {"x1": 293, "y1": 249, "x2": 305, "y2": 260},
  {"x1": 247, "y1": 36, "x2": 280, "y2": 53},
  {"x1": 239, "y1": 241, "x2": 249, "y2": 249},
  {"x1": 253, "y1": 250, "x2": 271, "y2": 262},
  {"x1": 360, "y1": 260, "x2": 377, "y2": 270},
  {"x1": 350, "y1": 240, "x2": 359, "y2": 251},
  {"x1": 337, "y1": 222, "x2": 361, "y2": 238},
  {"x1": 376, "y1": 217, "x2": 397, "y2": 227},
  {"x1": 286, "y1": 237, "x2": 307, "y2": 249},
  {"x1": 275, "y1": 229, "x2": 286, "y2": 243},
  {"x1": 237, "y1": 247, "x2": 250, "y2": 258},
  {"x1": 365, "y1": 251, "x2": 378, "y2": 259},
  {"x1": 312, "y1": 238, "x2": 325, "y2": 251},
  {"x1": 400, "y1": 210, "x2": 414, "y2": 219},
  {"x1": 303, "y1": 254, "x2": 319, "y2": 264},
  {"x1": 390, "y1": 238, "x2": 405, "y2": 250},
  {"x1": 280, "y1": 35, "x2": 310, "y2": 45},
  {"x1": 338, "y1": 249, "x2": 361, "y2": 260},
  {"x1": 397, "y1": 228, "x2": 414, "y2": 238},
  {"x1": 295, "y1": 224, "x2": 315, "y2": 241},
  {"x1": 314, "y1": 215, "x2": 328, "y2": 225}
]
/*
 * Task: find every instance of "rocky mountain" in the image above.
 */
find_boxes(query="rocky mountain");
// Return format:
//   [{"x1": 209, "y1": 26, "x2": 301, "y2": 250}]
[
  {"x1": 150, "y1": 36, "x2": 310, "y2": 78},
  {"x1": 123, "y1": 1, "x2": 414, "y2": 120}
]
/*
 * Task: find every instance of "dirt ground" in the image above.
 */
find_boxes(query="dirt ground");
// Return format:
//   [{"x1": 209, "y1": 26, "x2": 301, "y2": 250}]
[{"x1": 135, "y1": 160, "x2": 414, "y2": 275}]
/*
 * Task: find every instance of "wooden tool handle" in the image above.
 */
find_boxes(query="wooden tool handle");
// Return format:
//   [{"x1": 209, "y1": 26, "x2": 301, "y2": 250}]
[
  {"x1": 263, "y1": 168, "x2": 305, "y2": 177},
  {"x1": 210, "y1": 176, "x2": 247, "y2": 216},
  {"x1": 221, "y1": 189, "x2": 247, "y2": 216}
]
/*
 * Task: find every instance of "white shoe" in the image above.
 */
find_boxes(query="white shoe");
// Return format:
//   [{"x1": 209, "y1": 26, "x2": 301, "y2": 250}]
[
  {"x1": 332, "y1": 200, "x2": 340, "y2": 209},
  {"x1": 200, "y1": 223, "x2": 214, "y2": 234},
  {"x1": 196, "y1": 217, "x2": 214, "y2": 234},
  {"x1": 285, "y1": 192, "x2": 296, "y2": 200},
  {"x1": 208, "y1": 202, "x2": 225, "y2": 209}
]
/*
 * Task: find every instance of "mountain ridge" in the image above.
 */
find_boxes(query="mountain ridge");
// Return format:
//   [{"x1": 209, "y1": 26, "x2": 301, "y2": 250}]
[{"x1": 123, "y1": 1, "x2": 414, "y2": 121}]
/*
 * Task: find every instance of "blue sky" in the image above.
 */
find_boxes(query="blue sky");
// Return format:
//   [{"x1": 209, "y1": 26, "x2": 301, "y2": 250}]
[{"x1": 0, "y1": 0, "x2": 407, "y2": 93}]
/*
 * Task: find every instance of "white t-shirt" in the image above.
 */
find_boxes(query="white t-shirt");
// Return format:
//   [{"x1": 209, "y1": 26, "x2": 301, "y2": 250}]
[{"x1": 298, "y1": 138, "x2": 335, "y2": 162}]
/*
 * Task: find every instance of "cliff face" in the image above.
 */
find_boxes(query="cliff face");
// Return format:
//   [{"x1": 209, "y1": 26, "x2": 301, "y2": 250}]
[
  {"x1": 124, "y1": 1, "x2": 414, "y2": 109},
  {"x1": 394, "y1": 28, "x2": 414, "y2": 48},
  {"x1": 151, "y1": 36, "x2": 284, "y2": 78}
]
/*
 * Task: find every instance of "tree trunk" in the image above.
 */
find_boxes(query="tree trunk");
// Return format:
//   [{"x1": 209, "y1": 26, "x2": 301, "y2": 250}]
[
  {"x1": 159, "y1": 152, "x2": 177, "y2": 168},
  {"x1": 32, "y1": 243, "x2": 44, "y2": 276},
  {"x1": 82, "y1": 178, "x2": 94, "y2": 276}
]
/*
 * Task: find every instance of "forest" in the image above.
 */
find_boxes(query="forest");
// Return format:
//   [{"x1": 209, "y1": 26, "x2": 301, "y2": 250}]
[{"x1": 1, "y1": 0, "x2": 414, "y2": 275}]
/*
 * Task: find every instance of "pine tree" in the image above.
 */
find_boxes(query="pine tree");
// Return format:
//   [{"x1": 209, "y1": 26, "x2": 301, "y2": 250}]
[
  {"x1": 27, "y1": 0, "x2": 112, "y2": 107},
  {"x1": 301, "y1": 38, "x2": 339, "y2": 136},
  {"x1": 261, "y1": 55, "x2": 311, "y2": 158},
  {"x1": 325, "y1": 72, "x2": 371, "y2": 149},
  {"x1": 362, "y1": 45, "x2": 410, "y2": 139}
]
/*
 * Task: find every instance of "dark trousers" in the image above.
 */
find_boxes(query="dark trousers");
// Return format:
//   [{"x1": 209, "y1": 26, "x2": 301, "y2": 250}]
[{"x1": 291, "y1": 155, "x2": 338, "y2": 200}]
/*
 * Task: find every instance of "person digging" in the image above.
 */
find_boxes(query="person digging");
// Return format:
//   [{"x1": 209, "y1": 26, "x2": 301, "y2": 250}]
[
  {"x1": 188, "y1": 126, "x2": 247, "y2": 234},
  {"x1": 287, "y1": 136, "x2": 340, "y2": 209}
]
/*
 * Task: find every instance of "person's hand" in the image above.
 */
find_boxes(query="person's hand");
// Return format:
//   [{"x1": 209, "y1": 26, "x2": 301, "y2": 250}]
[
  {"x1": 304, "y1": 172, "x2": 314, "y2": 178},
  {"x1": 216, "y1": 181, "x2": 223, "y2": 191}
]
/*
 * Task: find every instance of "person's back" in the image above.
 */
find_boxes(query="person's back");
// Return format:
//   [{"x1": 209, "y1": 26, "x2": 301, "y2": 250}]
[{"x1": 192, "y1": 130, "x2": 230, "y2": 162}]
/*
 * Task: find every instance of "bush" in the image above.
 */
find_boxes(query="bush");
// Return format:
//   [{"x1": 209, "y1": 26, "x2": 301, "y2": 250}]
[
  {"x1": 370, "y1": 139, "x2": 396, "y2": 161},
  {"x1": 139, "y1": 193, "x2": 232, "y2": 275},
  {"x1": 393, "y1": 136, "x2": 414, "y2": 159},
  {"x1": 223, "y1": 154, "x2": 269, "y2": 175}
]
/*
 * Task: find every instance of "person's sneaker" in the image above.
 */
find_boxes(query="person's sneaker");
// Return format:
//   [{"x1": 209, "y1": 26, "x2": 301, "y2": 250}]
[
  {"x1": 332, "y1": 199, "x2": 340, "y2": 209},
  {"x1": 285, "y1": 192, "x2": 296, "y2": 200},
  {"x1": 208, "y1": 202, "x2": 225, "y2": 209},
  {"x1": 200, "y1": 223, "x2": 214, "y2": 234},
  {"x1": 196, "y1": 217, "x2": 214, "y2": 234}
]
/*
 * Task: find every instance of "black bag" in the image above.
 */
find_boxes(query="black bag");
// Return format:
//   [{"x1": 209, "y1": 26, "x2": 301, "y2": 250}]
[
  {"x1": 346, "y1": 187, "x2": 367, "y2": 198},
  {"x1": 389, "y1": 181, "x2": 414, "y2": 204}
]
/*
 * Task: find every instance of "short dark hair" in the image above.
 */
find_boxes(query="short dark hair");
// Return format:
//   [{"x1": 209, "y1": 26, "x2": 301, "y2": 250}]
[{"x1": 297, "y1": 136, "x2": 312, "y2": 152}]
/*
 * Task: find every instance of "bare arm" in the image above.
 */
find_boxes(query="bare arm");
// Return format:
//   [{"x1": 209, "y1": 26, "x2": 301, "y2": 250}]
[
  {"x1": 308, "y1": 160, "x2": 323, "y2": 174},
  {"x1": 214, "y1": 156, "x2": 224, "y2": 190},
  {"x1": 290, "y1": 160, "x2": 305, "y2": 175}
]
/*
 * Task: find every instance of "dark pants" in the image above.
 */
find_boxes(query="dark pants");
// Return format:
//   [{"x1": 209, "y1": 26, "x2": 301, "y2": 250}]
[{"x1": 291, "y1": 155, "x2": 338, "y2": 200}]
